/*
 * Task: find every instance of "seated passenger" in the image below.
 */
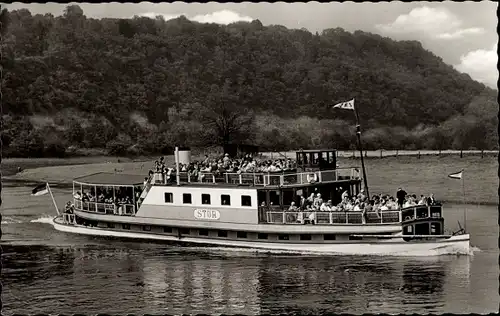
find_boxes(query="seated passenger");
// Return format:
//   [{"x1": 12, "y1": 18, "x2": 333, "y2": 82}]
[
  {"x1": 357, "y1": 189, "x2": 366, "y2": 201},
  {"x1": 418, "y1": 195, "x2": 426, "y2": 205},
  {"x1": 353, "y1": 202, "x2": 362, "y2": 212},
  {"x1": 364, "y1": 200, "x2": 374, "y2": 212},
  {"x1": 288, "y1": 202, "x2": 298, "y2": 212},
  {"x1": 379, "y1": 200, "x2": 389, "y2": 211},
  {"x1": 320, "y1": 201, "x2": 331, "y2": 212}
]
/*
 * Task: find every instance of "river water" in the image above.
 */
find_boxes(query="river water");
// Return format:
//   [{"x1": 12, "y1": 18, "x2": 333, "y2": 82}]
[{"x1": 1, "y1": 185, "x2": 498, "y2": 314}]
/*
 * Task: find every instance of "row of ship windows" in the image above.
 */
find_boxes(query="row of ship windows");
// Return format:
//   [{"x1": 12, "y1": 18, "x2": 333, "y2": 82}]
[
  {"x1": 111, "y1": 223, "x2": 339, "y2": 241},
  {"x1": 164, "y1": 192, "x2": 252, "y2": 207}
]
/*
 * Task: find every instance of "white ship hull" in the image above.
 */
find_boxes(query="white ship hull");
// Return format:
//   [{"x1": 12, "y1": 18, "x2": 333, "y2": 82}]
[{"x1": 53, "y1": 217, "x2": 470, "y2": 257}]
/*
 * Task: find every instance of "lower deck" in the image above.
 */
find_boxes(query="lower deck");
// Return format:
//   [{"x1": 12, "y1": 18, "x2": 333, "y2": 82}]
[
  {"x1": 62, "y1": 213, "x2": 402, "y2": 243},
  {"x1": 56, "y1": 214, "x2": 471, "y2": 257}
]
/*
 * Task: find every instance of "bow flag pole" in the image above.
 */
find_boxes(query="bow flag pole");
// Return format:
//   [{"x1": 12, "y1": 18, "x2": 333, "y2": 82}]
[
  {"x1": 448, "y1": 169, "x2": 466, "y2": 232},
  {"x1": 332, "y1": 98, "x2": 370, "y2": 200}
]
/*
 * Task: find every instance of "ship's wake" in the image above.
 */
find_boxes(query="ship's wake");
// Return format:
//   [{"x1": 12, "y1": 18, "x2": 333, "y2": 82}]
[{"x1": 30, "y1": 215, "x2": 56, "y2": 225}]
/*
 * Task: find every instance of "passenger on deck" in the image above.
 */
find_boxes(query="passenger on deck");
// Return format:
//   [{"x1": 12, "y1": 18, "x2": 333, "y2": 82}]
[
  {"x1": 418, "y1": 195, "x2": 426, "y2": 205},
  {"x1": 427, "y1": 193, "x2": 438, "y2": 206},
  {"x1": 306, "y1": 193, "x2": 315, "y2": 207},
  {"x1": 357, "y1": 189, "x2": 366, "y2": 201},
  {"x1": 299, "y1": 195, "x2": 307, "y2": 210},
  {"x1": 313, "y1": 193, "x2": 323, "y2": 209},
  {"x1": 288, "y1": 202, "x2": 298, "y2": 211},
  {"x1": 396, "y1": 188, "x2": 407, "y2": 208},
  {"x1": 320, "y1": 200, "x2": 331, "y2": 212},
  {"x1": 341, "y1": 189, "x2": 349, "y2": 200}
]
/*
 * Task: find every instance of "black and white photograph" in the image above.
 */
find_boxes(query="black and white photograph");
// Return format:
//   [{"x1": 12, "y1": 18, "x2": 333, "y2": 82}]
[{"x1": 0, "y1": 1, "x2": 498, "y2": 314}]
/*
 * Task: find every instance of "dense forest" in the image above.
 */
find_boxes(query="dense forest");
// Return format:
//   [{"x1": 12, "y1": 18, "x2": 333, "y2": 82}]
[{"x1": 1, "y1": 5, "x2": 498, "y2": 157}]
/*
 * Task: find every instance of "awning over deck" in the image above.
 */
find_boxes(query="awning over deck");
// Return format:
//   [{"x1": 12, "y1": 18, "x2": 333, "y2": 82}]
[{"x1": 74, "y1": 172, "x2": 145, "y2": 186}]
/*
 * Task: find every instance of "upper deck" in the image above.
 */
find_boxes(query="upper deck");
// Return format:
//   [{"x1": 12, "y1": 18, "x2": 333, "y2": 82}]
[{"x1": 158, "y1": 168, "x2": 361, "y2": 188}]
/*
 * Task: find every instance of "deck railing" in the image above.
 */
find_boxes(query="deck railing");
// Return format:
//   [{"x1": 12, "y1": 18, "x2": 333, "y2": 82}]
[
  {"x1": 263, "y1": 210, "x2": 401, "y2": 225},
  {"x1": 157, "y1": 168, "x2": 360, "y2": 187},
  {"x1": 74, "y1": 199, "x2": 135, "y2": 216}
]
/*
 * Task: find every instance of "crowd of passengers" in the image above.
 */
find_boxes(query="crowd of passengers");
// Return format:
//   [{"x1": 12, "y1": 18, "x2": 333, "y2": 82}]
[
  {"x1": 147, "y1": 154, "x2": 298, "y2": 184},
  {"x1": 270, "y1": 188, "x2": 439, "y2": 224},
  {"x1": 72, "y1": 188, "x2": 136, "y2": 205},
  {"x1": 281, "y1": 187, "x2": 439, "y2": 214},
  {"x1": 64, "y1": 188, "x2": 139, "y2": 214}
]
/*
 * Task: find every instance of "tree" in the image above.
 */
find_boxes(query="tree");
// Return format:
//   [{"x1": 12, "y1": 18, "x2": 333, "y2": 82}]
[{"x1": 197, "y1": 81, "x2": 255, "y2": 150}]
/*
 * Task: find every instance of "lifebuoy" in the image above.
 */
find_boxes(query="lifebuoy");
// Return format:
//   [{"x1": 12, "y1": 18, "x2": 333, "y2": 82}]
[
  {"x1": 307, "y1": 173, "x2": 318, "y2": 183},
  {"x1": 405, "y1": 216, "x2": 412, "y2": 221}
]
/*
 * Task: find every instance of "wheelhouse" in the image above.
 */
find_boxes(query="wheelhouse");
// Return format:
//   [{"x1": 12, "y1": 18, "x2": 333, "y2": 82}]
[
  {"x1": 401, "y1": 204, "x2": 445, "y2": 239},
  {"x1": 296, "y1": 149, "x2": 337, "y2": 172}
]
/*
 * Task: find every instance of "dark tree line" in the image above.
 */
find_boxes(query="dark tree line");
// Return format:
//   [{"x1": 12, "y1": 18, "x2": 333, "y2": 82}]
[{"x1": 1, "y1": 6, "x2": 497, "y2": 157}]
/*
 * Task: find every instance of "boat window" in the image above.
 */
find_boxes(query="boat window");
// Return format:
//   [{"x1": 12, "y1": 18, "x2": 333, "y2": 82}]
[
  {"x1": 321, "y1": 152, "x2": 328, "y2": 164},
  {"x1": 328, "y1": 152, "x2": 335, "y2": 163},
  {"x1": 312, "y1": 153, "x2": 319, "y2": 164},
  {"x1": 257, "y1": 191, "x2": 267, "y2": 206},
  {"x1": 237, "y1": 231, "x2": 247, "y2": 238},
  {"x1": 282, "y1": 189, "x2": 295, "y2": 206},
  {"x1": 221, "y1": 194, "x2": 231, "y2": 206},
  {"x1": 300, "y1": 234, "x2": 312, "y2": 241},
  {"x1": 278, "y1": 234, "x2": 289, "y2": 240},
  {"x1": 258, "y1": 233, "x2": 268, "y2": 239},
  {"x1": 324, "y1": 234, "x2": 336, "y2": 240},
  {"x1": 107, "y1": 223, "x2": 115, "y2": 229},
  {"x1": 143, "y1": 225, "x2": 151, "y2": 231},
  {"x1": 404, "y1": 225, "x2": 413, "y2": 234},
  {"x1": 415, "y1": 223, "x2": 430, "y2": 235},
  {"x1": 349, "y1": 236, "x2": 363, "y2": 240},
  {"x1": 202, "y1": 194, "x2": 211, "y2": 205},
  {"x1": 218, "y1": 230, "x2": 228, "y2": 237},
  {"x1": 297, "y1": 153, "x2": 303, "y2": 164},
  {"x1": 198, "y1": 229, "x2": 209, "y2": 236},
  {"x1": 163, "y1": 226, "x2": 172, "y2": 233},
  {"x1": 179, "y1": 228, "x2": 190, "y2": 235},
  {"x1": 241, "y1": 195, "x2": 252, "y2": 207},
  {"x1": 269, "y1": 190, "x2": 280, "y2": 206},
  {"x1": 302, "y1": 153, "x2": 308, "y2": 164},
  {"x1": 164, "y1": 192, "x2": 173, "y2": 203},
  {"x1": 430, "y1": 223, "x2": 441, "y2": 235},
  {"x1": 183, "y1": 193, "x2": 192, "y2": 204},
  {"x1": 122, "y1": 224, "x2": 130, "y2": 230}
]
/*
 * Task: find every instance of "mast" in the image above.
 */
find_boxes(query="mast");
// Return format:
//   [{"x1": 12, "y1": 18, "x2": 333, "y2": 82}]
[
  {"x1": 175, "y1": 146, "x2": 180, "y2": 186},
  {"x1": 462, "y1": 170, "x2": 466, "y2": 233},
  {"x1": 353, "y1": 101, "x2": 370, "y2": 200}
]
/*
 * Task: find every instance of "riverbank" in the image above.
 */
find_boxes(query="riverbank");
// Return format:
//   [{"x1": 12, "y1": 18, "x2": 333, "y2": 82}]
[{"x1": 4, "y1": 155, "x2": 497, "y2": 205}]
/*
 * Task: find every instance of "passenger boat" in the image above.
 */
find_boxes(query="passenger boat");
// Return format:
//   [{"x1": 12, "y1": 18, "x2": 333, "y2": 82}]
[{"x1": 46, "y1": 148, "x2": 470, "y2": 256}]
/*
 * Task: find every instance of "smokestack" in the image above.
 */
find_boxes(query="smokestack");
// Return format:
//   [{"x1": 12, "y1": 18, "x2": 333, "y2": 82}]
[{"x1": 175, "y1": 146, "x2": 180, "y2": 186}]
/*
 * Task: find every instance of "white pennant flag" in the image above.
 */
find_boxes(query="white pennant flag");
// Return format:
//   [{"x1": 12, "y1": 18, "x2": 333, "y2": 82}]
[
  {"x1": 333, "y1": 99, "x2": 355, "y2": 110},
  {"x1": 448, "y1": 170, "x2": 463, "y2": 180}
]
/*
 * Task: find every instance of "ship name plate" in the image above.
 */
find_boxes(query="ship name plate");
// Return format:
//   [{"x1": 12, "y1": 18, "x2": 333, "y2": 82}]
[{"x1": 194, "y1": 209, "x2": 221, "y2": 220}]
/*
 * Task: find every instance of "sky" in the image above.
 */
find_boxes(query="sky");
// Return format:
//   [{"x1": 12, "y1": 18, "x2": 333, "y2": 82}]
[{"x1": 4, "y1": 1, "x2": 498, "y2": 88}]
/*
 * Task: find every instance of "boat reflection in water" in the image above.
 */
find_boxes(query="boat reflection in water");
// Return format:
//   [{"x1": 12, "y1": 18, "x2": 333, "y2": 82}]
[
  {"x1": 141, "y1": 253, "x2": 262, "y2": 314},
  {"x1": 0, "y1": 244, "x2": 473, "y2": 314},
  {"x1": 132, "y1": 250, "x2": 472, "y2": 314}
]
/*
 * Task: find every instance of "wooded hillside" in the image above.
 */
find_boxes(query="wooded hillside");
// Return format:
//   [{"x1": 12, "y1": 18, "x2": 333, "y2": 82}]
[{"x1": 1, "y1": 6, "x2": 497, "y2": 157}]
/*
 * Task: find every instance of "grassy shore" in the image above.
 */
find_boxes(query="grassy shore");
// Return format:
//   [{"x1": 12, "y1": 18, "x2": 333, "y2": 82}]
[{"x1": 4, "y1": 154, "x2": 498, "y2": 205}]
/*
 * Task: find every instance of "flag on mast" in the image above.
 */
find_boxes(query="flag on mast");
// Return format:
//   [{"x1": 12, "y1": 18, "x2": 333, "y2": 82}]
[
  {"x1": 31, "y1": 183, "x2": 49, "y2": 196},
  {"x1": 448, "y1": 170, "x2": 463, "y2": 180},
  {"x1": 332, "y1": 99, "x2": 355, "y2": 110}
]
